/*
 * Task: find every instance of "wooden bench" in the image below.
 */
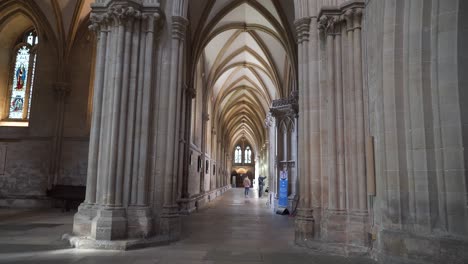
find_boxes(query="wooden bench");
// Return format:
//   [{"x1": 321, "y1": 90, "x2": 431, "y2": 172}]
[{"x1": 46, "y1": 185, "x2": 86, "y2": 212}]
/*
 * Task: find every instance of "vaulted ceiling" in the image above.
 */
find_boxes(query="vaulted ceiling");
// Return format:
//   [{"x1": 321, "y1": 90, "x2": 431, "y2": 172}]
[
  {"x1": 190, "y1": 0, "x2": 296, "y2": 153},
  {"x1": 32, "y1": 0, "x2": 93, "y2": 57},
  {"x1": 0, "y1": 0, "x2": 93, "y2": 61}
]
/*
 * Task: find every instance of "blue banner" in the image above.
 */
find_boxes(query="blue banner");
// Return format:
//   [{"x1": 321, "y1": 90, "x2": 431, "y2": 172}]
[{"x1": 279, "y1": 170, "x2": 288, "y2": 207}]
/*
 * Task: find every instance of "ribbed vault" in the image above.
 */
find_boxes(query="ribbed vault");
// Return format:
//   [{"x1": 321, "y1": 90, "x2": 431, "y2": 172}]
[{"x1": 190, "y1": 0, "x2": 296, "y2": 155}]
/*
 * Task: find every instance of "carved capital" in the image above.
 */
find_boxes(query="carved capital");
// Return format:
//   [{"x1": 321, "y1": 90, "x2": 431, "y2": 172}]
[
  {"x1": 172, "y1": 16, "x2": 189, "y2": 41},
  {"x1": 294, "y1": 17, "x2": 311, "y2": 44},
  {"x1": 342, "y1": 2, "x2": 365, "y2": 31},
  {"x1": 353, "y1": 8, "x2": 363, "y2": 29},
  {"x1": 271, "y1": 95, "x2": 298, "y2": 119},
  {"x1": 264, "y1": 112, "x2": 274, "y2": 128},
  {"x1": 89, "y1": 2, "x2": 162, "y2": 33},
  {"x1": 318, "y1": 15, "x2": 343, "y2": 35}
]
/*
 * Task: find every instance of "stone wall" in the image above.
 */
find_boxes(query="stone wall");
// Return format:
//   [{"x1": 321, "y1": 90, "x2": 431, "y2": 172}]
[
  {"x1": 0, "y1": 8, "x2": 93, "y2": 207},
  {"x1": 365, "y1": 0, "x2": 468, "y2": 263}
]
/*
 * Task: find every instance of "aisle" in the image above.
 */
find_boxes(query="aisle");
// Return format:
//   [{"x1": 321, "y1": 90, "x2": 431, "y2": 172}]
[{"x1": 0, "y1": 188, "x2": 375, "y2": 264}]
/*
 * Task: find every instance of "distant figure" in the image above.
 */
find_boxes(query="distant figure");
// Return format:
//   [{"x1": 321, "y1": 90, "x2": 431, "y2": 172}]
[
  {"x1": 243, "y1": 177, "x2": 251, "y2": 197},
  {"x1": 258, "y1": 175, "x2": 267, "y2": 197}
]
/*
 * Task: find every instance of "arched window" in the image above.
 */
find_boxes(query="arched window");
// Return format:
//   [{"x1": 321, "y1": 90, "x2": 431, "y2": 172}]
[
  {"x1": 245, "y1": 146, "x2": 252, "y2": 163},
  {"x1": 234, "y1": 145, "x2": 242, "y2": 163},
  {"x1": 7, "y1": 29, "x2": 38, "y2": 120}
]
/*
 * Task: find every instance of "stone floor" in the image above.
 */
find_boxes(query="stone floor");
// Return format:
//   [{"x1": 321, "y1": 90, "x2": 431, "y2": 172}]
[{"x1": 0, "y1": 189, "x2": 376, "y2": 264}]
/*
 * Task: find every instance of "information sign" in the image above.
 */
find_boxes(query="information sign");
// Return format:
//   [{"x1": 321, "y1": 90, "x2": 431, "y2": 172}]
[{"x1": 279, "y1": 170, "x2": 288, "y2": 207}]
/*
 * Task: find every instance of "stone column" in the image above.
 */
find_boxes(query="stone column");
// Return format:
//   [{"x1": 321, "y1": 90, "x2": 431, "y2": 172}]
[
  {"x1": 182, "y1": 86, "x2": 196, "y2": 198},
  {"x1": 72, "y1": 1, "x2": 162, "y2": 246},
  {"x1": 49, "y1": 82, "x2": 70, "y2": 188},
  {"x1": 344, "y1": 8, "x2": 358, "y2": 211},
  {"x1": 352, "y1": 8, "x2": 367, "y2": 212},
  {"x1": 319, "y1": 14, "x2": 338, "y2": 211},
  {"x1": 335, "y1": 16, "x2": 346, "y2": 211},
  {"x1": 294, "y1": 15, "x2": 315, "y2": 244},
  {"x1": 343, "y1": 3, "x2": 368, "y2": 249},
  {"x1": 317, "y1": 9, "x2": 350, "y2": 244},
  {"x1": 265, "y1": 112, "x2": 276, "y2": 208},
  {"x1": 160, "y1": 10, "x2": 189, "y2": 239}
]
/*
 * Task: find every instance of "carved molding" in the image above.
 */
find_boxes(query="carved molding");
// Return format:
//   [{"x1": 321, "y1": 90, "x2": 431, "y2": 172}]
[
  {"x1": 89, "y1": 1, "x2": 162, "y2": 32},
  {"x1": 317, "y1": 0, "x2": 364, "y2": 33},
  {"x1": 270, "y1": 93, "x2": 298, "y2": 120},
  {"x1": 318, "y1": 14, "x2": 343, "y2": 35},
  {"x1": 172, "y1": 15, "x2": 188, "y2": 40},
  {"x1": 264, "y1": 112, "x2": 274, "y2": 128},
  {"x1": 294, "y1": 17, "x2": 311, "y2": 44}
]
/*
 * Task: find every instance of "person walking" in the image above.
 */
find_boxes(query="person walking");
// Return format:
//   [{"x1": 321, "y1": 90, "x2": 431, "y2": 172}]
[{"x1": 243, "y1": 176, "x2": 251, "y2": 197}]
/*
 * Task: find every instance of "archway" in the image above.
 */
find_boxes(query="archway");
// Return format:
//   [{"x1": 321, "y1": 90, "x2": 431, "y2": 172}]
[{"x1": 184, "y1": 0, "x2": 296, "y2": 207}]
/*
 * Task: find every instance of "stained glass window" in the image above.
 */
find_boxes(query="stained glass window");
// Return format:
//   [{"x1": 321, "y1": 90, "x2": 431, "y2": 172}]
[
  {"x1": 245, "y1": 146, "x2": 252, "y2": 163},
  {"x1": 8, "y1": 30, "x2": 38, "y2": 120},
  {"x1": 234, "y1": 146, "x2": 242, "y2": 163}
]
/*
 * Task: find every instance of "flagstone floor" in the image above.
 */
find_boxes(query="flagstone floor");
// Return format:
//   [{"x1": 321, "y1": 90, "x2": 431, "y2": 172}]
[{"x1": 0, "y1": 189, "x2": 375, "y2": 264}]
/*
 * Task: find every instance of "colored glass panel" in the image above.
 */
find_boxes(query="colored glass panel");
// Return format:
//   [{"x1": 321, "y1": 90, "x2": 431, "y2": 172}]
[
  {"x1": 235, "y1": 146, "x2": 242, "y2": 163},
  {"x1": 9, "y1": 46, "x2": 30, "y2": 119},
  {"x1": 245, "y1": 146, "x2": 251, "y2": 163}
]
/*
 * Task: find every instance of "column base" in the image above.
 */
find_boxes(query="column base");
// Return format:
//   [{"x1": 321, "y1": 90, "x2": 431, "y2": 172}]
[
  {"x1": 373, "y1": 228, "x2": 468, "y2": 264},
  {"x1": 322, "y1": 209, "x2": 347, "y2": 243},
  {"x1": 64, "y1": 233, "x2": 172, "y2": 250},
  {"x1": 288, "y1": 194, "x2": 298, "y2": 213},
  {"x1": 295, "y1": 208, "x2": 315, "y2": 246},
  {"x1": 73, "y1": 202, "x2": 97, "y2": 236},
  {"x1": 347, "y1": 210, "x2": 370, "y2": 251},
  {"x1": 127, "y1": 206, "x2": 153, "y2": 239},
  {"x1": 91, "y1": 206, "x2": 127, "y2": 240},
  {"x1": 159, "y1": 205, "x2": 181, "y2": 241}
]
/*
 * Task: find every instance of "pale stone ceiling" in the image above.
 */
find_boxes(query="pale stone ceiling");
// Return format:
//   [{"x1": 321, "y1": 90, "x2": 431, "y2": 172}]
[
  {"x1": 29, "y1": 0, "x2": 296, "y2": 153},
  {"x1": 191, "y1": 0, "x2": 295, "y2": 153},
  {"x1": 33, "y1": 0, "x2": 93, "y2": 56}
]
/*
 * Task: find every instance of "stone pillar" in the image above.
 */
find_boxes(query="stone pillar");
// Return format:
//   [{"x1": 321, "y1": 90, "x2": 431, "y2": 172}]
[
  {"x1": 265, "y1": 112, "x2": 276, "y2": 208},
  {"x1": 49, "y1": 82, "x2": 70, "y2": 188},
  {"x1": 181, "y1": 86, "x2": 196, "y2": 198},
  {"x1": 343, "y1": 5, "x2": 369, "y2": 250},
  {"x1": 72, "y1": 0, "x2": 162, "y2": 246},
  {"x1": 352, "y1": 8, "x2": 366, "y2": 212},
  {"x1": 294, "y1": 15, "x2": 315, "y2": 244},
  {"x1": 317, "y1": 10, "x2": 350, "y2": 244},
  {"x1": 159, "y1": 9, "x2": 189, "y2": 240}
]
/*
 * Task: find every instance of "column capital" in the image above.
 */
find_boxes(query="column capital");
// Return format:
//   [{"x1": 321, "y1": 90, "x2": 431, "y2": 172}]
[
  {"x1": 89, "y1": 1, "x2": 162, "y2": 31},
  {"x1": 318, "y1": 14, "x2": 344, "y2": 36},
  {"x1": 294, "y1": 17, "x2": 311, "y2": 44},
  {"x1": 270, "y1": 95, "x2": 298, "y2": 119},
  {"x1": 264, "y1": 112, "x2": 274, "y2": 128},
  {"x1": 342, "y1": 3, "x2": 364, "y2": 31},
  {"x1": 172, "y1": 15, "x2": 189, "y2": 41}
]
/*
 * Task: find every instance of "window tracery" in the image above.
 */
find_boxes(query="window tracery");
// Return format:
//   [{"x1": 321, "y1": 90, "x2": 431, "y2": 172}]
[
  {"x1": 234, "y1": 145, "x2": 242, "y2": 163},
  {"x1": 245, "y1": 146, "x2": 252, "y2": 163},
  {"x1": 7, "y1": 30, "x2": 38, "y2": 120}
]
